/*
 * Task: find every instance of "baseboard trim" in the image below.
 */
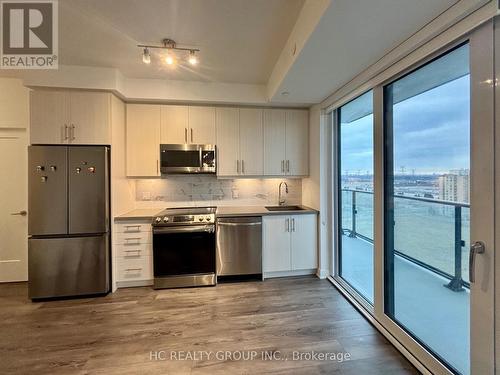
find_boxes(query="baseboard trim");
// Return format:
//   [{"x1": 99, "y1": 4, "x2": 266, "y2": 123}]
[
  {"x1": 116, "y1": 279, "x2": 153, "y2": 288},
  {"x1": 263, "y1": 269, "x2": 317, "y2": 279}
]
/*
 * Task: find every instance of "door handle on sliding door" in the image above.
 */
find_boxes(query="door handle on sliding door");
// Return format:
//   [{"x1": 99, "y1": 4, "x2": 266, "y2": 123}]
[{"x1": 469, "y1": 241, "x2": 485, "y2": 283}]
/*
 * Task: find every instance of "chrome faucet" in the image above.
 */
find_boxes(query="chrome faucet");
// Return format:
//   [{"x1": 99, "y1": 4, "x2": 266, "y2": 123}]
[{"x1": 278, "y1": 181, "x2": 288, "y2": 206}]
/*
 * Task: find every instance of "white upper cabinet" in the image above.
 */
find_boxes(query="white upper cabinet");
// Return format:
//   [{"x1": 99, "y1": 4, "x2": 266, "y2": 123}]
[
  {"x1": 30, "y1": 90, "x2": 69, "y2": 144},
  {"x1": 239, "y1": 108, "x2": 263, "y2": 176},
  {"x1": 69, "y1": 92, "x2": 110, "y2": 145},
  {"x1": 285, "y1": 110, "x2": 309, "y2": 176},
  {"x1": 216, "y1": 107, "x2": 240, "y2": 176},
  {"x1": 160, "y1": 105, "x2": 188, "y2": 144},
  {"x1": 30, "y1": 90, "x2": 111, "y2": 145},
  {"x1": 216, "y1": 107, "x2": 264, "y2": 177},
  {"x1": 188, "y1": 106, "x2": 216, "y2": 144},
  {"x1": 126, "y1": 104, "x2": 160, "y2": 177},
  {"x1": 263, "y1": 108, "x2": 308, "y2": 177},
  {"x1": 263, "y1": 109, "x2": 286, "y2": 176}
]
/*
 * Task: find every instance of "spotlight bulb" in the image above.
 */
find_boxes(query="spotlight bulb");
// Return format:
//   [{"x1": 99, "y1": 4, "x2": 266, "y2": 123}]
[
  {"x1": 165, "y1": 53, "x2": 174, "y2": 65},
  {"x1": 142, "y1": 48, "x2": 151, "y2": 64},
  {"x1": 188, "y1": 51, "x2": 198, "y2": 65}
]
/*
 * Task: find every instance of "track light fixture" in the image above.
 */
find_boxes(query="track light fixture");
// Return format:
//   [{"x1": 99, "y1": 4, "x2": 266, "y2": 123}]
[{"x1": 138, "y1": 39, "x2": 200, "y2": 67}]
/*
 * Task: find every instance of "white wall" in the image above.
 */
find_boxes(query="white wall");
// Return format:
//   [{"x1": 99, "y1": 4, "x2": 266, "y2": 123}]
[
  {"x1": 302, "y1": 105, "x2": 330, "y2": 278},
  {"x1": 0, "y1": 78, "x2": 29, "y2": 128}
]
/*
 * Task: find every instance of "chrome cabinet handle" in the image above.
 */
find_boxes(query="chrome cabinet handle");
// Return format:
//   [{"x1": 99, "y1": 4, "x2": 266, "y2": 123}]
[
  {"x1": 124, "y1": 250, "x2": 142, "y2": 256},
  {"x1": 63, "y1": 125, "x2": 69, "y2": 140},
  {"x1": 469, "y1": 241, "x2": 485, "y2": 283},
  {"x1": 285, "y1": 218, "x2": 290, "y2": 232},
  {"x1": 11, "y1": 210, "x2": 27, "y2": 216},
  {"x1": 286, "y1": 160, "x2": 290, "y2": 173},
  {"x1": 124, "y1": 225, "x2": 141, "y2": 232},
  {"x1": 184, "y1": 128, "x2": 188, "y2": 143},
  {"x1": 291, "y1": 218, "x2": 295, "y2": 232},
  {"x1": 237, "y1": 160, "x2": 240, "y2": 174},
  {"x1": 190, "y1": 128, "x2": 193, "y2": 142},
  {"x1": 70, "y1": 124, "x2": 76, "y2": 141},
  {"x1": 281, "y1": 160, "x2": 284, "y2": 173},
  {"x1": 242, "y1": 160, "x2": 245, "y2": 174},
  {"x1": 125, "y1": 268, "x2": 142, "y2": 272}
]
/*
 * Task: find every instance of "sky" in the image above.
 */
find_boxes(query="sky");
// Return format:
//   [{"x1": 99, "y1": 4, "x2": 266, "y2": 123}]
[{"x1": 340, "y1": 74, "x2": 470, "y2": 175}]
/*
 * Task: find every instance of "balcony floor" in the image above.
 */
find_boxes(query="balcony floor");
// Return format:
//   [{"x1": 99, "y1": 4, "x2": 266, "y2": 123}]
[{"x1": 341, "y1": 235, "x2": 470, "y2": 374}]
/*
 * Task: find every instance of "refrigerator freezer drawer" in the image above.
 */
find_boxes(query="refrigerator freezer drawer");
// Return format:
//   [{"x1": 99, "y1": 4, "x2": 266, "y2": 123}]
[{"x1": 28, "y1": 235, "x2": 109, "y2": 299}]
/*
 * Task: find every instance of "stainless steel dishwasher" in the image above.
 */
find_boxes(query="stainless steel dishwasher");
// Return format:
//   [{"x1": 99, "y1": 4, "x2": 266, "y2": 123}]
[{"x1": 216, "y1": 217, "x2": 262, "y2": 277}]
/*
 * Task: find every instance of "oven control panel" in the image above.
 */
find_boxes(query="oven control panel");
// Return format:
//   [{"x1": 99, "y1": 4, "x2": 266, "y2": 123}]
[{"x1": 153, "y1": 214, "x2": 215, "y2": 226}]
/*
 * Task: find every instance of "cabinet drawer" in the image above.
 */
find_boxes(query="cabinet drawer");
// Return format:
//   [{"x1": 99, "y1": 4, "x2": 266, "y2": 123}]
[
  {"x1": 115, "y1": 222, "x2": 151, "y2": 233},
  {"x1": 115, "y1": 243, "x2": 152, "y2": 258},
  {"x1": 114, "y1": 231, "x2": 152, "y2": 245},
  {"x1": 116, "y1": 256, "x2": 152, "y2": 282}
]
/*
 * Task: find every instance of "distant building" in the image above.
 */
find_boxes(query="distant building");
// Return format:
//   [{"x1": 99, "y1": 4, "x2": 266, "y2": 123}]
[{"x1": 438, "y1": 169, "x2": 469, "y2": 203}]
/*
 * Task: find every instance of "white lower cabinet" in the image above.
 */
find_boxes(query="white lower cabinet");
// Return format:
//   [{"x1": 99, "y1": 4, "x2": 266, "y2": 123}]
[
  {"x1": 263, "y1": 213, "x2": 317, "y2": 276},
  {"x1": 113, "y1": 220, "x2": 153, "y2": 286}
]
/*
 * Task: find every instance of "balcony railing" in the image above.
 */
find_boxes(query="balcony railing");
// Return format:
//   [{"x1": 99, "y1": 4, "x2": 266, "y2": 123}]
[{"x1": 341, "y1": 189, "x2": 470, "y2": 291}]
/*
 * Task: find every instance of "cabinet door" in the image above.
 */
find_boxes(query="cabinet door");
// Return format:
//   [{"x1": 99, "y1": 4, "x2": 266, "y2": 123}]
[
  {"x1": 160, "y1": 105, "x2": 188, "y2": 144},
  {"x1": 216, "y1": 107, "x2": 240, "y2": 176},
  {"x1": 69, "y1": 92, "x2": 111, "y2": 145},
  {"x1": 263, "y1": 215, "x2": 291, "y2": 272},
  {"x1": 285, "y1": 110, "x2": 309, "y2": 176},
  {"x1": 290, "y1": 214, "x2": 317, "y2": 270},
  {"x1": 126, "y1": 104, "x2": 160, "y2": 177},
  {"x1": 188, "y1": 106, "x2": 216, "y2": 144},
  {"x1": 239, "y1": 108, "x2": 263, "y2": 176},
  {"x1": 263, "y1": 109, "x2": 286, "y2": 175},
  {"x1": 30, "y1": 90, "x2": 69, "y2": 144}
]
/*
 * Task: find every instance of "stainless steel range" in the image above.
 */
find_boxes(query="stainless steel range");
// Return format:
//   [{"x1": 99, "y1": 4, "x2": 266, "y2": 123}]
[{"x1": 152, "y1": 207, "x2": 216, "y2": 289}]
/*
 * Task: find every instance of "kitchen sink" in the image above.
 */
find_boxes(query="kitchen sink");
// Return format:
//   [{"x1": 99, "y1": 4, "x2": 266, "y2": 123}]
[{"x1": 265, "y1": 205, "x2": 304, "y2": 211}]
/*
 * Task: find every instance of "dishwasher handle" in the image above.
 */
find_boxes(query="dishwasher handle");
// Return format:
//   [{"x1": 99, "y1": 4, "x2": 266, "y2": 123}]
[{"x1": 218, "y1": 221, "x2": 262, "y2": 227}]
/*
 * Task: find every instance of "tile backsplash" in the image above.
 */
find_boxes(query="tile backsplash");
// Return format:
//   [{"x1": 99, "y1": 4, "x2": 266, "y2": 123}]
[{"x1": 134, "y1": 176, "x2": 302, "y2": 208}]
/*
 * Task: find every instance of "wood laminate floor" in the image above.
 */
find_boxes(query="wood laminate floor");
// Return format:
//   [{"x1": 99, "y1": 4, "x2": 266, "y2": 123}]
[{"x1": 0, "y1": 277, "x2": 418, "y2": 374}]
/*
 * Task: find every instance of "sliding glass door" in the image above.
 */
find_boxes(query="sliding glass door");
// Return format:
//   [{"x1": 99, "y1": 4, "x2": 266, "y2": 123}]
[
  {"x1": 384, "y1": 43, "x2": 471, "y2": 374},
  {"x1": 331, "y1": 20, "x2": 495, "y2": 375},
  {"x1": 337, "y1": 91, "x2": 374, "y2": 304}
]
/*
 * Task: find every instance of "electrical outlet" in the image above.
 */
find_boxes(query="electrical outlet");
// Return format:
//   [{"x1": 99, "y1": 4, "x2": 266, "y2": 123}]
[{"x1": 142, "y1": 191, "x2": 151, "y2": 201}]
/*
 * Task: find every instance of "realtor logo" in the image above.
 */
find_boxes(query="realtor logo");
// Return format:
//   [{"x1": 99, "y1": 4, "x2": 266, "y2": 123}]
[{"x1": 1, "y1": 0, "x2": 58, "y2": 69}]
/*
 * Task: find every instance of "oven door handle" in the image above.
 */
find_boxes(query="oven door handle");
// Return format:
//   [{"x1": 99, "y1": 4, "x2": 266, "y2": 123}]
[{"x1": 153, "y1": 225, "x2": 215, "y2": 234}]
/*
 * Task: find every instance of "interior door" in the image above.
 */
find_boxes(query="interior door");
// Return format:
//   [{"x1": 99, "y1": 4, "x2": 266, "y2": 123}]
[
  {"x1": 215, "y1": 107, "x2": 240, "y2": 176},
  {"x1": 0, "y1": 129, "x2": 28, "y2": 282},
  {"x1": 239, "y1": 108, "x2": 264, "y2": 175}
]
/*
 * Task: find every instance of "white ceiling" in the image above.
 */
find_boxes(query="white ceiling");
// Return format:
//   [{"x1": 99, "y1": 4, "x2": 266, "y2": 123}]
[
  {"x1": 3, "y1": 0, "x2": 468, "y2": 106},
  {"x1": 271, "y1": 0, "x2": 459, "y2": 104},
  {"x1": 59, "y1": 0, "x2": 304, "y2": 84}
]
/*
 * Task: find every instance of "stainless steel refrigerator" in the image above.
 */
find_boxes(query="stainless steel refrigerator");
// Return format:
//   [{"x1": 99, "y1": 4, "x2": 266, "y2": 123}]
[{"x1": 28, "y1": 146, "x2": 110, "y2": 299}]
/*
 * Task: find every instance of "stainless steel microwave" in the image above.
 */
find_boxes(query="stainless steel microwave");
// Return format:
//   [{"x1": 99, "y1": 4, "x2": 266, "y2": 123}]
[{"x1": 160, "y1": 144, "x2": 216, "y2": 174}]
